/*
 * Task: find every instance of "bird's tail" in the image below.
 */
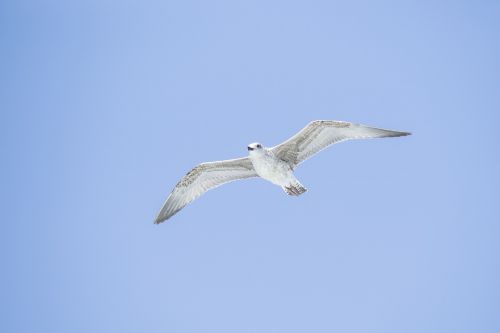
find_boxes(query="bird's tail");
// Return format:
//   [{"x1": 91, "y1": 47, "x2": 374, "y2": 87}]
[{"x1": 282, "y1": 180, "x2": 307, "y2": 196}]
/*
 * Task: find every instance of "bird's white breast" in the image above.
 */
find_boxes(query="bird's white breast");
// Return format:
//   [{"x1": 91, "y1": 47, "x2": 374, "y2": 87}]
[{"x1": 249, "y1": 150, "x2": 294, "y2": 186}]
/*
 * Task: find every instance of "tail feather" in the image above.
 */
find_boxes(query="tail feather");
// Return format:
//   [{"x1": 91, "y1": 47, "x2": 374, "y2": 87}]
[{"x1": 283, "y1": 181, "x2": 307, "y2": 196}]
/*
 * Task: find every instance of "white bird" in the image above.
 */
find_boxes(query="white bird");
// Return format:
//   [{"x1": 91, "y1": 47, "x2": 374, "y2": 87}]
[{"x1": 155, "y1": 120, "x2": 410, "y2": 223}]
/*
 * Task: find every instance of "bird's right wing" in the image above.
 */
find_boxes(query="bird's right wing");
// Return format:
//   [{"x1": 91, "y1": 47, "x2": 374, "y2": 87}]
[
  {"x1": 271, "y1": 120, "x2": 410, "y2": 168},
  {"x1": 155, "y1": 157, "x2": 257, "y2": 224}
]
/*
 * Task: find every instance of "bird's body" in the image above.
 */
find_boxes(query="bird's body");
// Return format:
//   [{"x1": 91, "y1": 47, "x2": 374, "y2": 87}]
[
  {"x1": 247, "y1": 144, "x2": 307, "y2": 195},
  {"x1": 248, "y1": 145, "x2": 293, "y2": 185},
  {"x1": 155, "y1": 120, "x2": 410, "y2": 223}
]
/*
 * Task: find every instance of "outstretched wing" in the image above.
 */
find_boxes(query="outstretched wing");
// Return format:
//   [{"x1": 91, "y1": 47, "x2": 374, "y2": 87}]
[
  {"x1": 271, "y1": 120, "x2": 410, "y2": 168},
  {"x1": 155, "y1": 157, "x2": 257, "y2": 223}
]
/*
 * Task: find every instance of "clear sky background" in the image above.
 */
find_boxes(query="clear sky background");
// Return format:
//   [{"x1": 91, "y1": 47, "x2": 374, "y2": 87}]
[{"x1": 1, "y1": 1, "x2": 499, "y2": 332}]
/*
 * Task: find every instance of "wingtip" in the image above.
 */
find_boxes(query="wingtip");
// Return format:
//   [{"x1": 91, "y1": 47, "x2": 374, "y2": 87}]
[
  {"x1": 390, "y1": 130, "x2": 411, "y2": 137},
  {"x1": 154, "y1": 209, "x2": 178, "y2": 224},
  {"x1": 154, "y1": 215, "x2": 167, "y2": 225},
  {"x1": 154, "y1": 215, "x2": 167, "y2": 224}
]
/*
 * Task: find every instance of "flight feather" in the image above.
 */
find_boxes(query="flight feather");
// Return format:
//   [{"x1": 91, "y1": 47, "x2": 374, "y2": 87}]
[
  {"x1": 271, "y1": 120, "x2": 410, "y2": 167},
  {"x1": 155, "y1": 157, "x2": 257, "y2": 223}
]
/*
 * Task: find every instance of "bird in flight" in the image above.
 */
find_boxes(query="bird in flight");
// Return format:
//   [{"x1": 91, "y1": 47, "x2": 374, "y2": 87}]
[{"x1": 155, "y1": 120, "x2": 410, "y2": 224}]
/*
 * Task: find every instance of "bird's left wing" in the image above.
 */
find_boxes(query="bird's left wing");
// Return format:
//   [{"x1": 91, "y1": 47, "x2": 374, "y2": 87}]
[
  {"x1": 271, "y1": 120, "x2": 410, "y2": 168},
  {"x1": 155, "y1": 157, "x2": 257, "y2": 224}
]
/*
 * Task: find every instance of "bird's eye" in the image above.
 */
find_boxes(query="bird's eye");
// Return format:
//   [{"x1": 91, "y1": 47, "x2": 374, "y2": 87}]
[{"x1": 257, "y1": 144, "x2": 261, "y2": 148}]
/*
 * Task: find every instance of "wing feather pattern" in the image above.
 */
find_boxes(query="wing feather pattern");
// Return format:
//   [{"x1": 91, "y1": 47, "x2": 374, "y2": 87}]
[
  {"x1": 155, "y1": 157, "x2": 257, "y2": 223},
  {"x1": 271, "y1": 120, "x2": 410, "y2": 168}
]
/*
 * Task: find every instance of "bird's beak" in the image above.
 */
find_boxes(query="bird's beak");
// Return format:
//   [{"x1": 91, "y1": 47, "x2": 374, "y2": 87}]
[{"x1": 247, "y1": 147, "x2": 254, "y2": 151}]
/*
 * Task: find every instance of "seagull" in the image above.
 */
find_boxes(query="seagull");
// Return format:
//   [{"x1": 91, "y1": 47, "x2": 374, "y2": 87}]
[{"x1": 155, "y1": 120, "x2": 410, "y2": 223}]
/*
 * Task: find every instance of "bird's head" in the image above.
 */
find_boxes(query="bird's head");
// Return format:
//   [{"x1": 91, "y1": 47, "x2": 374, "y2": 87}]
[{"x1": 247, "y1": 142, "x2": 264, "y2": 153}]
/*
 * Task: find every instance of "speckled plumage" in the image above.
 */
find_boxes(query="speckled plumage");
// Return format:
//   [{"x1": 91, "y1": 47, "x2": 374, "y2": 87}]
[{"x1": 154, "y1": 120, "x2": 410, "y2": 224}]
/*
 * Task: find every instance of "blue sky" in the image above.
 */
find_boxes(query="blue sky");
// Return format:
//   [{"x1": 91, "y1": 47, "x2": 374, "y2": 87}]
[{"x1": 1, "y1": 0, "x2": 499, "y2": 332}]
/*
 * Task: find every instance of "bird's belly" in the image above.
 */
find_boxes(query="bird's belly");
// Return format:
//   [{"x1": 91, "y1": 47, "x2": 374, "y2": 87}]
[{"x1": 251, "y1": 157, "x2": 292, "y2": 186}]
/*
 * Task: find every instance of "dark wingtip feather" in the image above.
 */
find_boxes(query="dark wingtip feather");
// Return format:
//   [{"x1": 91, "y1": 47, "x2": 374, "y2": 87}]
[
  {"x1": 154, "y1": 216, "x2": 165, "y2": 224},
  {"x1": 154, "y1": 210, "x2": 170, "y2": 224},
  {"x1": 154, "y1": 211, "x2": 174, "y2": 224},
  {"x1": 154, "y1": 206, "x2": 183, "y2": 224},
  {"x1": 387, "y1": 130, "x2": 411, "y2": 137}
]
